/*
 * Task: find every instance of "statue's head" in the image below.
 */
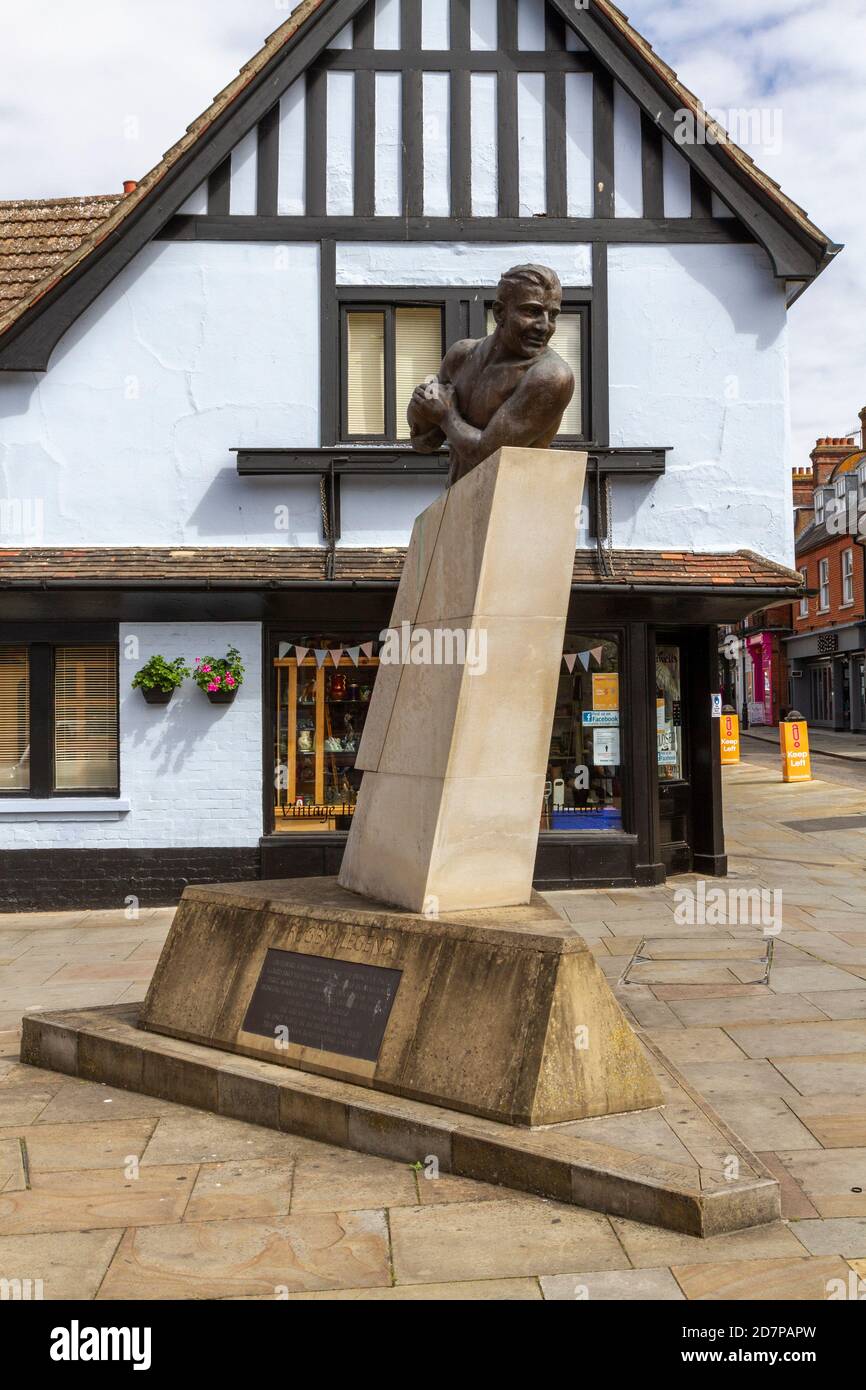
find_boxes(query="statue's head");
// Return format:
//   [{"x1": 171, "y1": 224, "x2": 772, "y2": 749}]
[{"x1": 491, "y1": 264, "x2": 563, "y2": 360}]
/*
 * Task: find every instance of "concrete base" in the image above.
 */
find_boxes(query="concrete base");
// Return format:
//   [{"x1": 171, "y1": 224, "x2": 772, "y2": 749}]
[
  {"x1": 137, "y1": 877, "x2": 663, "y2": 1127},
  {"x1": 20, "y1": 1003, "x2": 781, "y2": 1237}
]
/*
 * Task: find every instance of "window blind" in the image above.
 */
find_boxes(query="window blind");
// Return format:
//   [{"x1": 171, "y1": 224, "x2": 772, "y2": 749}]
[
  {"x1": 54, "y1": 646, "x2": 119, "y2": 791},
  {"x1": 346, "y1": 311, "x2": 385, "y2": 435},
  {"x1": 486, "y1": 308, "x2": 583, "y2": 437},
  {"x1": 555, "y1": 313, "x2": 583, "y2": 437},
  {"x1": 395, "y1": 307, "x2": 443, "y2": 440},
  {"x1": 0, "y1": 646, "x2": 29, "y2": 791}
]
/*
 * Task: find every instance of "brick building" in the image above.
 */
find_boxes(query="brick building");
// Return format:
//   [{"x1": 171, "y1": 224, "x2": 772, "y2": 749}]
[{"x1": 785, "y1": 419, "x2": 866, "y2": 728}]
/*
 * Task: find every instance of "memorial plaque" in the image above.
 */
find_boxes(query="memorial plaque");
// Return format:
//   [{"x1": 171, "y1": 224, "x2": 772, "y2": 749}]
[{"x1": 242, "y1": 949, "x2": 402, "y2": 1062}]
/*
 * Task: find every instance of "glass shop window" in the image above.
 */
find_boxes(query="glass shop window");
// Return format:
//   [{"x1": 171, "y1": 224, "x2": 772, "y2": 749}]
[
  {"x1": 543, "y1": 634, "x2": 623, "y2": 831},
  {"x1": 656, "y1": 644, "x2": 684, "y2": 782},
  {"x1": 272, "y1": 639, "x2": 380, "y2": 833}
]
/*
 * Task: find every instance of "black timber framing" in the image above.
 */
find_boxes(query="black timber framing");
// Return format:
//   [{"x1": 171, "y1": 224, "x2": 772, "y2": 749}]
[
  {"x1": 0, "y1": 0, "x2": 834, "y2": 373},
  {"x1": 353, "y1": 69, "x2": 376, "y2": 218},
  {"x1": 206, "y1": 157, "x2": 231, "y2": 216},
  {"x1": 593, "y1": 68, "x2": 615, "y2": 219},
  {"x1": 317, "y1": 50, "x2": 595, "y2": 72},
  {"x1": 545, "y1": 70, "x2": 567, "y2": 219},
  {"x1": 158, "y1": 216, "x2": 754, "y2": 244},
  {"x1": 305, "y1": 63, "x2": 328, "y2": 217},
  {"x1": 400, "y1": 0, "x2": 423, "y2": 217},
  {"x1": 554, "y1": 0, "x2": 829, "y2": 276},
  {"x1": 256, "y1": 104, "x2": 280, "y2": 217},
  {"x1": 641, "y1": 113, "x2": 664, "y2": 221}
]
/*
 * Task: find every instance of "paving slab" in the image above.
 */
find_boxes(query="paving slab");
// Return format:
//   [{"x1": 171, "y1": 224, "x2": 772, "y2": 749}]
[
  {"x1": 0, "y1": 1164, "x2": 197, "y2": 1235},
  {"x1": 670, "y1": 1255, "x2": 851, "y2": 1301},
  {"x1": 0, "y1": 1229, "x2": 123, "y2": 1300},
  {"x1": 96, "y1": 1210, "x2": 391, "y2": 1300},
  {"x1": 389, "y1": 1197, "x2": 624, "y2": 1283},
  {"x1": 540, "y1": 1268, "x2": 684, "y2": 1300}
]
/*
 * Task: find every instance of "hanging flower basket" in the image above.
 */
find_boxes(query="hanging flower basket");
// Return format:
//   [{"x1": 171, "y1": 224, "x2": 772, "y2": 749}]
[
  {"x1": 131, "y1": 655, "x2": 190, "y2": 706},
  {"x1": 193, "y1": 646, "x2": 245, "y2": 705}
]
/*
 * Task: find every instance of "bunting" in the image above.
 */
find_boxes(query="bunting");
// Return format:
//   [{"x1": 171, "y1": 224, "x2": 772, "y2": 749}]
[{"x1": 563, "y1": 647, "x2": 606, "y2": 672}]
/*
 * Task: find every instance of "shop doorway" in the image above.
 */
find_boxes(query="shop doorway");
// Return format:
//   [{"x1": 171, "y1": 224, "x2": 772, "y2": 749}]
[{"x1": 655, "y1": 636, "x2": 692, "y2": 874}]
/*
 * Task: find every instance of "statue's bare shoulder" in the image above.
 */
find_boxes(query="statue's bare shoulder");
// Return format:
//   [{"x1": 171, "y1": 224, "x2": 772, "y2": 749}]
[{"x1": 438, "y1": 338, "x2": 482, "y2": 383}]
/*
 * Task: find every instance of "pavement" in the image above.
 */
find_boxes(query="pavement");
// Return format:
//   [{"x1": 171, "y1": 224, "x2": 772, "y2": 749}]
[{"x1": 1, "y1": 756, "x2": 866, "y2": 1300}]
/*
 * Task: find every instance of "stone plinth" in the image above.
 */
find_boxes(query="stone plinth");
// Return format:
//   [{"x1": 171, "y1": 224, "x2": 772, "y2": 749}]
[
  {"x1": 138, "y1": 877, "x2": 663, "y2": 1127},
  {"x1": 338, "y1": 445, "x2": 587, "y2": 915}
]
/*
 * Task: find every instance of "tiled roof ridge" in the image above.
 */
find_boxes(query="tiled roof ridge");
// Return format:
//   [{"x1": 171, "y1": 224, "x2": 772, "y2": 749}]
[{"x1": 0, "y1": 545, "x2": 804, "y2": 589}]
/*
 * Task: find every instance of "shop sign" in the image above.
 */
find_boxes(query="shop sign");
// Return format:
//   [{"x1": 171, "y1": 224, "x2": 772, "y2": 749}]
[{"x1": 582, "y1": 710, "x2": 618, "y2": 727}]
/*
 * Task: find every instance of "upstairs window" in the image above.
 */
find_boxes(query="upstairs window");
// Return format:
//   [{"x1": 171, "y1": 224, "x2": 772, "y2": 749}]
[
  {"x1": 342, "y1": 304, "x2": 444, "y2": 441},
  {"x1": 799, "y1": 569, "x2": 809, "y2": 618},
  {"x1": 818, "y1": 557, "x2": 830, "y2": 612},
  {"x1": 842, "y1": 548, "x2": 854, "y2": 605},
  {"x1": 0, "y1": 643, "x2": 118, "y2": 797},
  {"x1": 486, "y1": 304, "x2": 588, "y2": 441},
  {"x1": 814, "y1": 490, "x2": 826, "y2": 525}
]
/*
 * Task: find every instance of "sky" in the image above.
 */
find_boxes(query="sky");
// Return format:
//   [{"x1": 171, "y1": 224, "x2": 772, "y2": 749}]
[{"x1": 0, "y1": 0, "x2": 863, "y2": 464}]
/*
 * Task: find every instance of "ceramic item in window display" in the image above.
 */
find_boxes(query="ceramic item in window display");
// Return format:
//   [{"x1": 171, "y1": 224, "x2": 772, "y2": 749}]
[
  {"x1": 299, "y1": 678, "x2": 316, "y2": 704},
  {"x1": 347, "y1": 682, "x2": 359, "y2": 701},
  {"x1": 324, "y1": 736, "x2": 343, "y2": 752},
  {"x1": 552, "y1": 778, "x2": 565, "y2": 808},
  {"x1": 329, "y1": 672, "x2": 348, "y2": 699},
  {"x1": 298, "y1": 727, "x2": 315, "y2": 754},
  {"x1": 359, "y1": 685, "x2": 372, "y2": 703}
]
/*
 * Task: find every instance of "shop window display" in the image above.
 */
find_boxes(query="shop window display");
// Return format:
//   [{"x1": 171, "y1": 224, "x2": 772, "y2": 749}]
[
  {"x1": 543, "y1": 634, "x2": 623, "y2": 831},
  {"x1": 273, "y1": 645, "x2": 379, "y2": 832}
]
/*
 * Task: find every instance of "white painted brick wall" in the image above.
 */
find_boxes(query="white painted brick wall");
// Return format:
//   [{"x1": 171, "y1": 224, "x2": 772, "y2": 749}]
[{"x1": 0, "y1": 623, "x2": 263, "y2": 849}]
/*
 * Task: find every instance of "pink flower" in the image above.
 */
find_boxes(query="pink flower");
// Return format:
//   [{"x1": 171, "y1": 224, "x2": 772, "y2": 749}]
[
  {"x1": 225, "y1": 675, "x2": 235, "y2": 688},
  {"x1": 195, "y1": 657, "x2": 201, "y2": 664},
  {"x1": 201, "y1": 664, "x2": 212, "y2": 673},
  {"x1": 207, "y1": 679, "x2": 221, "y2": 691}
]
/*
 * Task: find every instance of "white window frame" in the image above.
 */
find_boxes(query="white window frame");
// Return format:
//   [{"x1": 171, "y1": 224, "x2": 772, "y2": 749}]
[
  {"x1": 799, "y1": 569, "x2": 809, "y2": 619},
  {"x1": 814, "y1": 490, "x2": 826, "y2": 525},
  {"x1": 818, "y1": 557, "x2": 830, "y2": 612},
  {"x1": 842, "y1": 548, "x2": 854, "y2": 606}
]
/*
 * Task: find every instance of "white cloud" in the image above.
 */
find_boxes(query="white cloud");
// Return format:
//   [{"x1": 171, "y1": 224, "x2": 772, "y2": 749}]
[{"x1": 1, "y1": 0, "x2": 862, "y2": 463}]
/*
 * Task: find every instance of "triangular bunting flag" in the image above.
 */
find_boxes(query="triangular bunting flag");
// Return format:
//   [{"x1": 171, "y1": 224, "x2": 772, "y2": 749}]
[
  {"x1": 345, "y1": 646, "x2": 361, "y2": 666},
  {"x1": 314, "y1": 648, "x2": 328, "y2": 668},
  {"x1": 360, "y1": 641, "x2": 374, "y2": 658},
  {"x1": 329, "y1": 648, "x2": 343, "y2": 667},
  {"x1": 294, "y1": 645, "x2": 309, "y2": 665},
  {"x1": 278, "y1": 642, "x2": 291, "y2": 659},
  {"x1": 563, "y1": 653, "x2": 578, "y2": 674},
  {"x1": 578, "y1": 651, "x2": 591, "y2": 671},
  {"x1": 590, "y1": 646, "x2": 604, "y2": 665}
]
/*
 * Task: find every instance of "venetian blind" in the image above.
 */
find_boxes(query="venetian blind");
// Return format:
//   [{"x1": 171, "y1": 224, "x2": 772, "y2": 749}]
[
  {"x1": 346, "y1": 311, "x2": 385, "y2": 436},
  {"x1": 0, "y1": 646, "x2": 29, "y2": 791},
  {"x1": 486, "y1": 308, "x2": 583, "y2": 437},
  {"x1": 54, "y1": 646, "x2": 119, "y2": 791},
  {"x1": 395, "y1": 307, "x2": 443, "y2": 440}
]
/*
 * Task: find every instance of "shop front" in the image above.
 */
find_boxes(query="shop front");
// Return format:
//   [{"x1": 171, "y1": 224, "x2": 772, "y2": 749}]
[
  {"x1": 786, "y1": 623, "x2": 866, "y2": 730},
  {"x1": 259, "y1": 593, "x2": 732, "y2": 891}
]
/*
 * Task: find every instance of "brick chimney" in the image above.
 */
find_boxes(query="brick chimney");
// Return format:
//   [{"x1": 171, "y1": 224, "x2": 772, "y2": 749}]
[
  {"x1": 810, "y1": 436, "x2": 858, "y2": 485},
  {"x1": 791, "y1": 465, "x2": 813, "y2": 507}
]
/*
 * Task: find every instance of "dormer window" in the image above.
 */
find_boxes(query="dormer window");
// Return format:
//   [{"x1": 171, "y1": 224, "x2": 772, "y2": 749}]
[
  {"x1": 836, "y1": 478, "x2": 847, "y2": 499},
  {"x1": 814, "y1": 490, "x2": 826, "y2": 525},
  {"x1": 858, "y1": 463, "x2": 866, "y2": 500}
]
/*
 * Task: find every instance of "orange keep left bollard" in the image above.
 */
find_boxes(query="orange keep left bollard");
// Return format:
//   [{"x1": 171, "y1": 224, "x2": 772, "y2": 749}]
[
  {"x1": 720, "y1": 711, "x2": 740, "y2": 765},
  {"x1": 780, "y1": 713, "x2": 812, "y2": 783}
]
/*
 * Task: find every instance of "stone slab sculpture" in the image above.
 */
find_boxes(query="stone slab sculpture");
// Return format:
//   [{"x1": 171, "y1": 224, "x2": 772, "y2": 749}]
[{"x1": 139, "y1": 263, "x2": 664, "y2": 1125}]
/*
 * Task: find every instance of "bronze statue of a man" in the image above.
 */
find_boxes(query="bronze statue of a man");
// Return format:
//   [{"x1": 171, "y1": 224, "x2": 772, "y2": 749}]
[{"x1": 407, "y1": 263, "x2": 575, "y2": 486}]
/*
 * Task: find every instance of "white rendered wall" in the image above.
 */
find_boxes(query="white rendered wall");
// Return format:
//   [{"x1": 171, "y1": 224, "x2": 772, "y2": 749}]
[
  {"x1": 607, "y1": 243, "x2": 792, "y2": 567},
  {"x1": 0, "y1": 623, "x2": 263, "y2": 850},
  {"x1": 0, "y1": 241, "x2": 324, "y2": 547}
]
